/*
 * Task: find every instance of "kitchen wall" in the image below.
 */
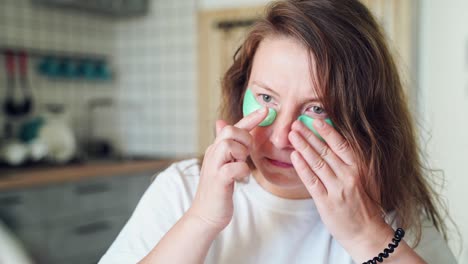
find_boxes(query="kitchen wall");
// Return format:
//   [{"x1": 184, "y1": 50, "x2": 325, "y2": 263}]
[
  {"x1": 419, "y1": 0, "x2": 468, "y2": 261},
  {"x1": 0, "y1": 0, "x2": 198, "y2": 158},
  {"x1": 113, "y1": 0, "x2": 197, "y2": 156},
  {"x1": 0, "y1": 0, "x2": 116, "y2": 146}
]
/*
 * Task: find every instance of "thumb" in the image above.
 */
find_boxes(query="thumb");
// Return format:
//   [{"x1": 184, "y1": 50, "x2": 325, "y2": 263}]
[{"x1": 215, "y1": 120, "x2": 228, "y2": 136}]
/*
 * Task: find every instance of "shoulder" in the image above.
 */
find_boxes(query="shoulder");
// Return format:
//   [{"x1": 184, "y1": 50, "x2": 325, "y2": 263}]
[
  {"x1": 152, "y1": 158, "x2": 201, "y2": 189},
  {"x1": 411, "y1": 219, "x2": 457, "y2": 264},
  {"x1": 144, "y1": 158, "x2": 201, "y2": 208},
  {"x1": 168, "y1": 158, "x2": 201, "y2": 177},
  {"x1": 384, "y1": 212, "x2": 457, "y2": 263},
  {"x1": 98, "y1": 159, "x2": 202, "y2": 263}
]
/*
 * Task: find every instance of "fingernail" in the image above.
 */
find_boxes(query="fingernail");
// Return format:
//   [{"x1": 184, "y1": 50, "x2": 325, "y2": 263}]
[
  {"x1": 289, "y1": 131, "x2": 299, "y2": 142},
  {"x1": 315, "y1": 119, "x2": 324, "y2": 128},
  {"x1": 291, "y1": 120, "x2": 302, "y2": 130},
  {"x1": 257, "y1": 107, "x2": 267, "y2": 114}
]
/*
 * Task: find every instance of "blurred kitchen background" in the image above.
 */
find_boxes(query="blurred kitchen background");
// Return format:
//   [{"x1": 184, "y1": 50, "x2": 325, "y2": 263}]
[{"x1": 0, "y1": 0, "x2": 466, "y2": 263}]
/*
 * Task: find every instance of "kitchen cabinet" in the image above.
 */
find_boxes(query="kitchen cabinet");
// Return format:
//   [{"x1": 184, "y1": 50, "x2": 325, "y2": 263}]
[{"x1": 0, "y1": 170, "x2": 158, "y2": 264}]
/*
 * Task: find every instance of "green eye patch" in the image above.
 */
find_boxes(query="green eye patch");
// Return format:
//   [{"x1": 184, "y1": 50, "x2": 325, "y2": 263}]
[
  {"x1": 297, "y1": 115, "x2": 334, "y2": 142},
  {"x1": 242, "y1": 88, "x2": 277, "y2": 126},
  {"x1": 242, "y1": 88, "x2": 334, "y2": 141}
]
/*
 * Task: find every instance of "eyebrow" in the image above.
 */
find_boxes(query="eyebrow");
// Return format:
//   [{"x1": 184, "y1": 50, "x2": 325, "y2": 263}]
[
  {"x1": 252, "y1": 80, "x2": 279, "y2": 97},
  {"x1": 252, "y1": 80, "x2": 323, "y2": 103}
]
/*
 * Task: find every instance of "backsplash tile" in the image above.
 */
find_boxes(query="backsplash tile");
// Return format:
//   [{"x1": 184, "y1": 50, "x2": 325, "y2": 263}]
[{"x1": 0, "y1": 0, "x2": 197, "y2": 158}]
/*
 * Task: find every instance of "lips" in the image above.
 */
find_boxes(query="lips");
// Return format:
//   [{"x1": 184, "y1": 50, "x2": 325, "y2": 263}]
[{"x1": 266, "y1": 157, "x2": 293, "y2": 168}]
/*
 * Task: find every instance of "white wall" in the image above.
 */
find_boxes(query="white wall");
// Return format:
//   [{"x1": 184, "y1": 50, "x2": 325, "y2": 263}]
[{"x1": 419, "y1": 0, "x2": 468, "y2": 261}]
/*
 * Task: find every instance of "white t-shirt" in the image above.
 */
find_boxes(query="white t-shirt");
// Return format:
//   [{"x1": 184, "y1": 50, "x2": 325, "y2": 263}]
[{"x1": 99, "y1": 159, "x2": 457, "y2": 264}]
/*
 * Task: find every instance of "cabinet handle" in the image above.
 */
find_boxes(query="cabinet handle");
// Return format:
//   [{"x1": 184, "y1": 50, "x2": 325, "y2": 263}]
[
  {"x1": 75, "y1": 183, "x2": 110, "y2": 195},
  {"x1": 0, "y1": 195, "x2": 23, "y2": 206},
  {"x1": 74, "y1": 220, "x2": 111, "y2": 235}
]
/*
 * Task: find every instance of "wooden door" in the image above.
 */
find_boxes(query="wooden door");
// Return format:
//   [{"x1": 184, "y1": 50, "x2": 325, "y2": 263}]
[
  {"x1": 197, "y1": 7, "x2": 265, "y2": 154},
  {"x1": 361, "y1": 0, "x2": 419, "y2": 101}
]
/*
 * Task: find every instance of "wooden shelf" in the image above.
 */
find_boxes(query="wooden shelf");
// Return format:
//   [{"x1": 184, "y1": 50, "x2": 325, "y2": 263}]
[{"x1": 0, "y1": 159, "x2": 177, "y2": 191}]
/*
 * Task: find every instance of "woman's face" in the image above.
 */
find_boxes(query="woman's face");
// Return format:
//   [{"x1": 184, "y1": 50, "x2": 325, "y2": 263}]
[{"x1": 247, "y1": 36, "x2": 328, "y2": 199}]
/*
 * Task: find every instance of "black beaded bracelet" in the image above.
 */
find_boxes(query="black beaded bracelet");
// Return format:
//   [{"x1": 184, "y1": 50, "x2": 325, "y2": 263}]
[{"x1": 362, "y1": 228, "x2": 405, "y2": 264}]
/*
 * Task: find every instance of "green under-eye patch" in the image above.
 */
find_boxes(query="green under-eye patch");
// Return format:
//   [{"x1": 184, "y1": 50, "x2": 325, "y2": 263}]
[
  {"x1": 297, "y1": 115, "x2": 333, "y2": 142},
  {"x1": 242, "y1": 88, "x2": 277, "y2": 126},
  {"x1": 242, "y1": 88, "x2": 334, "y2": 142}
]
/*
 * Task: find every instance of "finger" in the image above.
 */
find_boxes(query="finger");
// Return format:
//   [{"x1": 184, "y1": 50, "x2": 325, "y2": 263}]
[
  {"x1": 216, "y1": 120, "x2": 228, "y2": 135},
  {"x1": 215, "y1": 125, "x2": 252, "y2": 147},
  {"x1": 212, "y1": 139, "x2": 249, "y2": 165},
  {"x1": 289, "y1": 130, "x2": 338, "y2": 189},
  {"x1": 219, "y1": 161, "x2": 250, "y2": 185},
  {"x1": 291, "y1": 120, "x2": 349, "y2": 175},
  {"x1": 311, "y1": 119, "x2": 355, "y2": 166},
  {"x1": 234, "y1": 106, "x2": 268, "y2": 131},
  {"x1": 290, "y1": 151, "x2": 327, "y2": 199}
]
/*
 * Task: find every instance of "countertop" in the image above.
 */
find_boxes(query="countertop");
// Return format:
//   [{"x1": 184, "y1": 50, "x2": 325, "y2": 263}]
[{"x1": 0, "y1": 158, "x2": 182, "y2": 191}]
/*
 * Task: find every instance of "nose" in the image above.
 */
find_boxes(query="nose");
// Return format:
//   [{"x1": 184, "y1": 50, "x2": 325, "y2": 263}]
[{"x1": 269, "y1": 112, "x2": 295, "y2": 150}]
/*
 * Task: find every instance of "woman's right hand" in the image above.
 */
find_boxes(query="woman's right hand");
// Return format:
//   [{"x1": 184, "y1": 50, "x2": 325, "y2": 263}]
[{"x1": 187, "y1": 107, "x2": 268, "y2": 232}]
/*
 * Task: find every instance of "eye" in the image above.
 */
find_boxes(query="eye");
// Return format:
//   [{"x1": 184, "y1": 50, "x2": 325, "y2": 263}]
[
  {"x1": 305, "y1": 105, "x2": 327, "y2": 117},
  {"x1": 261, "y1": 94, "x2": 272, "y2": 103},
  {"x1": 311, "y1": 105, "x2": 324, "y2": 114}
]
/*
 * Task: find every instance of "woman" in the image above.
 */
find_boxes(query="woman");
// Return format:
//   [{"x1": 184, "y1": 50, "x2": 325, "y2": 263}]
[{"x1": 100, "y1": 0, "x2": 457, "y2": 263}]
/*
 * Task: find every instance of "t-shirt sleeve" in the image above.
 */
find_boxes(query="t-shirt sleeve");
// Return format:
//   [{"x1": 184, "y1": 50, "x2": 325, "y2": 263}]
[
  {"x1": 99, "y1": 161, "x2": 198, "y2": 263},
  {"x1": 412, "y1": 220, "x2": 457, "y2": 264}
]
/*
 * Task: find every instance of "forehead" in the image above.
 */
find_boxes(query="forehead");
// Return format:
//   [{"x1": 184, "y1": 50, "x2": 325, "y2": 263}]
[{"x1": 249, "y1": 35, "x2": 319, "y2": 98}]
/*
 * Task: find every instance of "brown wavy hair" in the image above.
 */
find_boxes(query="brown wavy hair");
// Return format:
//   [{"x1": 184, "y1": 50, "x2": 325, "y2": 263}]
[{"x1": 214, "y1": 0, "x2": 451, "y2": 246}]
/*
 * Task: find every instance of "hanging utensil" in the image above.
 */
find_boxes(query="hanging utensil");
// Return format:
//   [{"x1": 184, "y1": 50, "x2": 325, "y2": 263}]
[
  {"x1": 17, "y1": 51, "x2": 34, "y2": 116},
  {"x1": 2, "y1": 51, "x2": 16, "y2": 138},
  {"x1": 3, "y1": 51, "x2": 33, "y2": 118}
]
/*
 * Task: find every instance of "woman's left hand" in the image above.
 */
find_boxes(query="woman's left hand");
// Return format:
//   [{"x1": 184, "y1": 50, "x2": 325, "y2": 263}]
[{"x1": 288, "y1": 118, "x2": 393, "y2": 251}]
